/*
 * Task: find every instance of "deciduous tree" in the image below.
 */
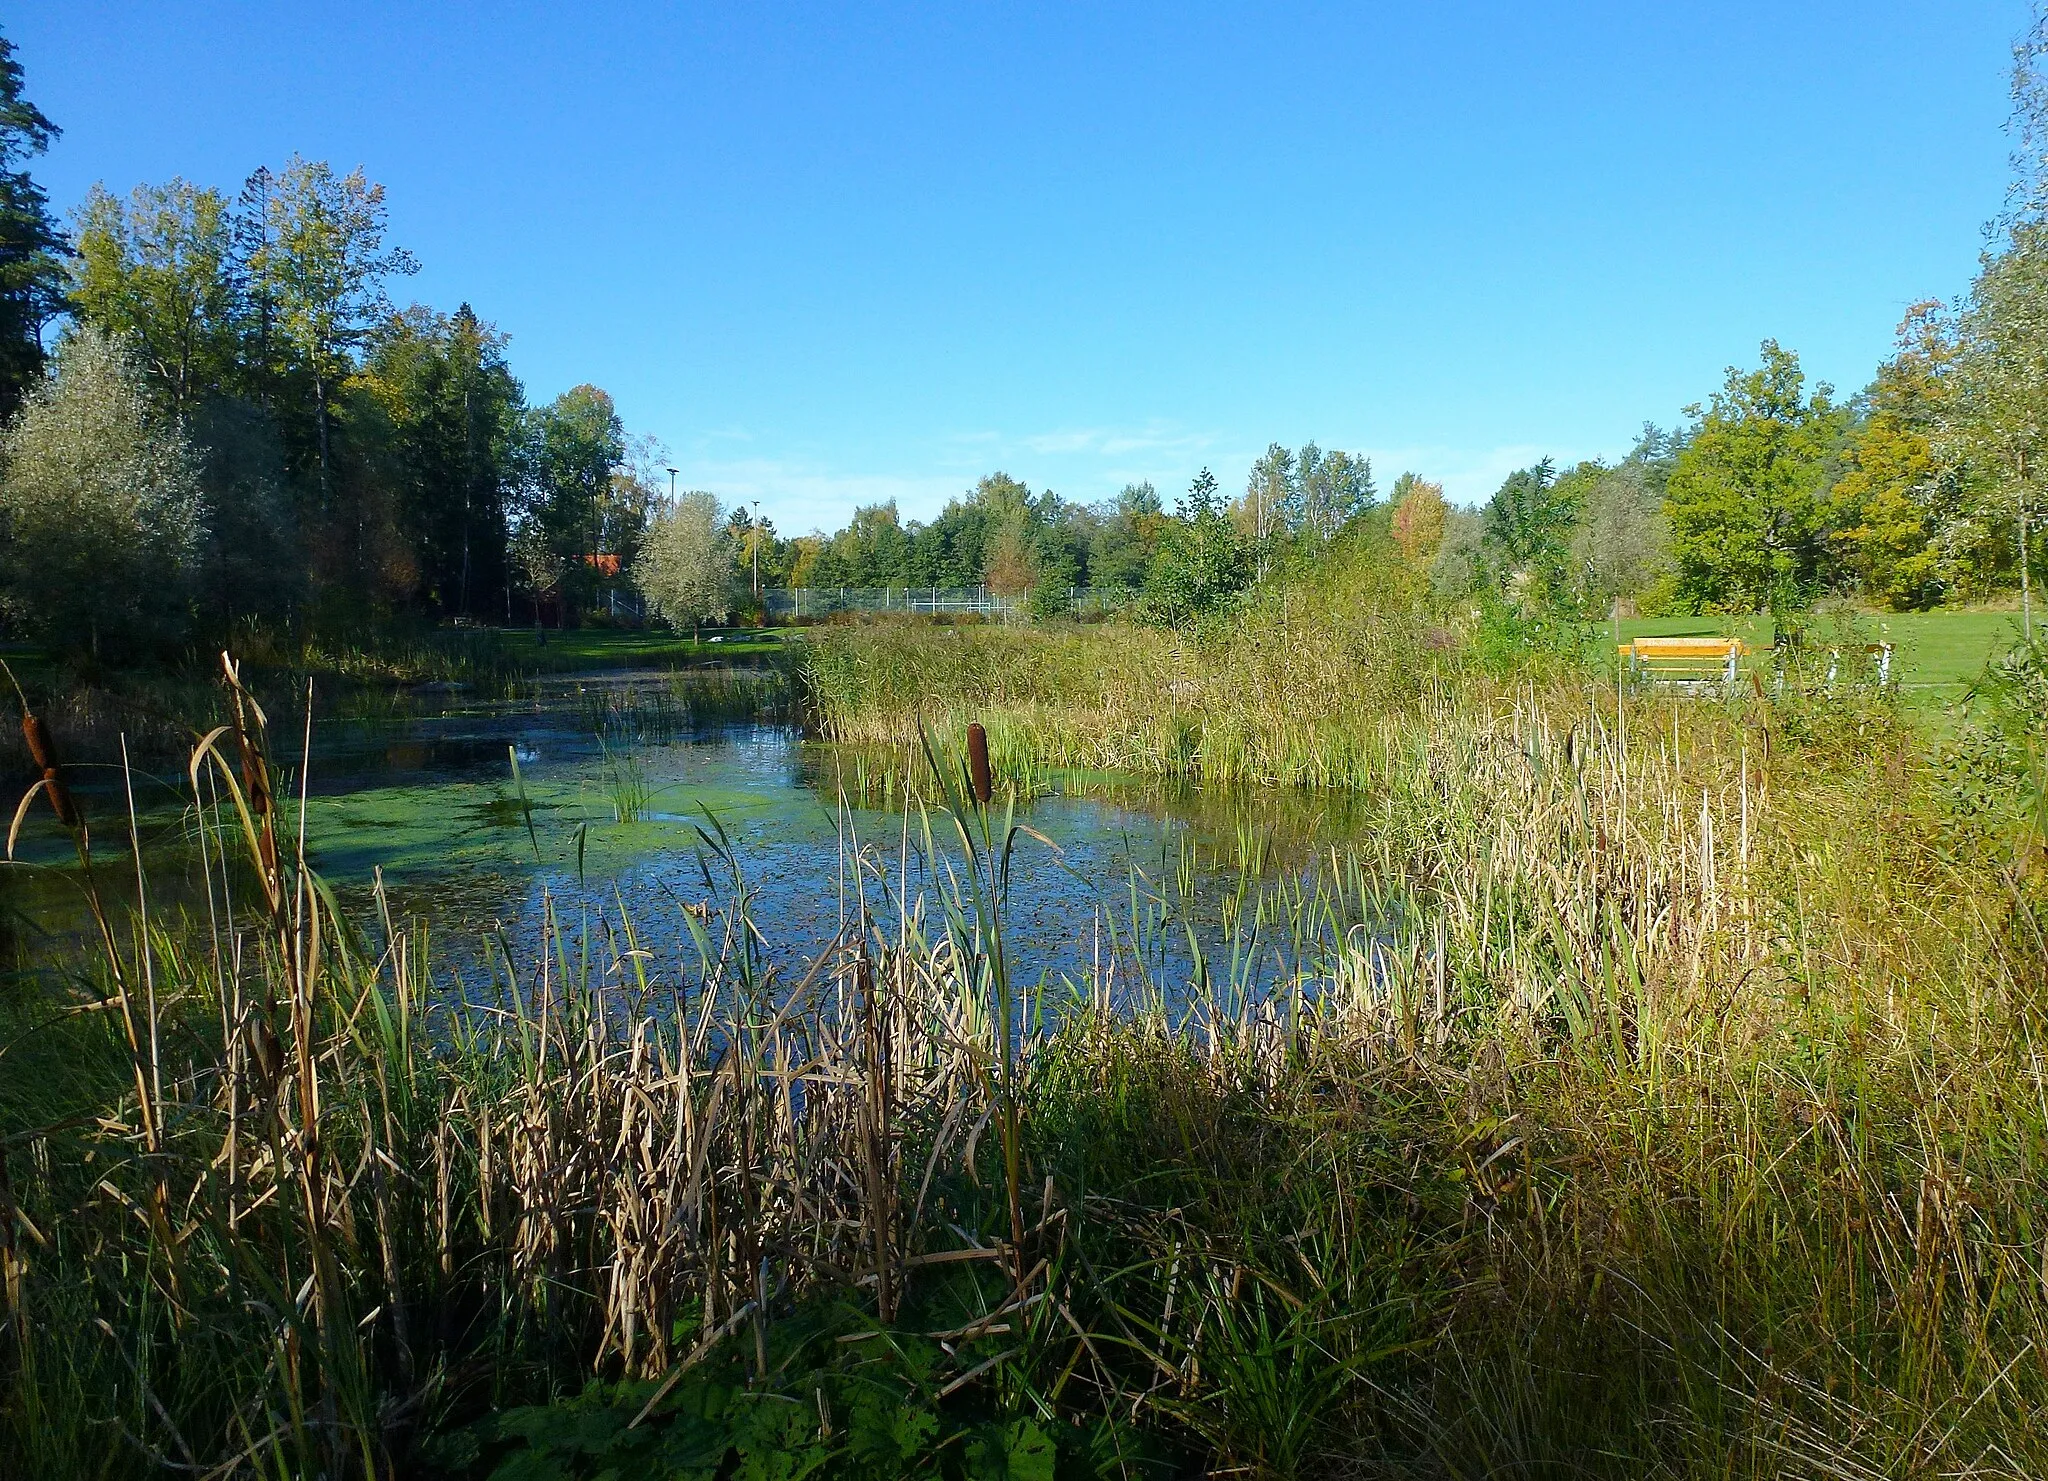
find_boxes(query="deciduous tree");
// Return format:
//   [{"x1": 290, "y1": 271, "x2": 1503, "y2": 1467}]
[
  {"x1": 1146, "y1": 468, "x2": 1250, "y2": 623},
  {"x1": 240, "y1": 157, "x2": 418, "y2": 507},
  {"x1": 1664, "y1": 341, "x2": 1846, "y2": 613},
  {"x1": 523, "y1": 384, "x2": 625, "y2": 619},
  {"x1": 1939, "y1": 232, "x2": 2048, "y2": 638},
  {"x1": 1291, "y1": 443, "x2": 1375, "y2": 542},
  {"x1": 1562, "y1": 461, "x2": 1670, "y2": 611},
  {"x1": 636, "y1": 490, "x2": 732, "y2": 636},
  {"x1": 0, "y1": 329, "x2": 204, "y2": 655},
  {"x1": 360, "y1": 303, "x2": 525, "y2": 615},
  {"x1": 1388, "y1": 473, "x2": 1449, "y2": 567},
  {"x1": 1832, "y1": 305, "x2": 1954, "y2": 610},
  {"x1": 1483, "y1": 457, "x2": 1581, "y2": 607},
  {"x1": 70, "y1": 180, "x2": 239, "y2": 424}
]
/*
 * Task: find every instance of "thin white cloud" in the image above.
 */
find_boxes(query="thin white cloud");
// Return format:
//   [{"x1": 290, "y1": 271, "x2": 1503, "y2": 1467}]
[{"x1": 1015, "y1": 422, "x2": 1221, "y2": 460}]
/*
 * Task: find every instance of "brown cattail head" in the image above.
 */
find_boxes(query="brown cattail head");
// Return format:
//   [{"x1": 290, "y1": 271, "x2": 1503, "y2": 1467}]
[
  {"x1": 21, "y1": 713, "x2": 56, "y2": 773},
  {"x1": 244, "y1": 1014, "x2": 284, "y2": 1093},
  {"x1": 967, "y1": 722, "x2": 992, "y2": 806},
  {"x1": 21, "y1": 714, "x2": 78, "y2": 828},
  {"x1": 239, "y1": 739, "x2": 272, "y2": 821},
  {"x1": 221, "y1": 653, "x2": 273, "y2": 822}
]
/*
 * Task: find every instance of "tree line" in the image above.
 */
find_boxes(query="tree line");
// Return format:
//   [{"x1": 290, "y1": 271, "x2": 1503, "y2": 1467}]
[
  {"x1": 724, "y1": 443, "x2": 1372, "y2": 619},
  {"x1": 770, "y1": 20, "x2": 2048, "y2": 634},
  {"x1": 0, "y1": 29, "x2": 699, "y2": 659},
  {"x1": 6, "y1": 13, "x2": 2048, "y2": 657}
]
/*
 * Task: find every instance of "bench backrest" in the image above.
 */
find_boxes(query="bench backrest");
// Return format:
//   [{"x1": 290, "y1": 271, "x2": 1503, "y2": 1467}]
[{"x1": 1618, "y1": 637, "x2": 1746, "y2": 683}]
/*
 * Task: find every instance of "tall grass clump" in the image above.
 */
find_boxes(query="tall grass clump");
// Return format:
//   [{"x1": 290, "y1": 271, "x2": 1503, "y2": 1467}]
[
  {"x1": 1, "y1": 641, "x2": 2046, "y2": 1477},
  {"x1": 796, "y1": 547, "x2": 1472, "y2": 789}
]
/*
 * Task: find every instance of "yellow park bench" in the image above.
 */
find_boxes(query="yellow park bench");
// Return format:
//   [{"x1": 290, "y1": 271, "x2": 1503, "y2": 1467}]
[{"x1": 1618, "y1": 636, "x2": 1747, "y2": 690}]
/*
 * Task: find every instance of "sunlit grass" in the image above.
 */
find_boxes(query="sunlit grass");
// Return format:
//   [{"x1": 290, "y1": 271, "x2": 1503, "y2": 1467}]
[{"x1": 3, "y1": 627, "x2": 2046, "y2": 1477}]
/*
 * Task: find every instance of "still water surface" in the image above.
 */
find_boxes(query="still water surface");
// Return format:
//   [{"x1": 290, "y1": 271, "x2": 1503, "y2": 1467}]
[{"x1": 8, "y1": 672, "x2": 1380, "y2": 1003}]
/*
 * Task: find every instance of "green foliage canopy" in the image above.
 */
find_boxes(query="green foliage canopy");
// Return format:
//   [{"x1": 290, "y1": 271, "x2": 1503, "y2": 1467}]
[
  {"x1": 0, "y1": 328, "x2": 204, "y2": 655},
  {"x1": 1664, "y1": 340, "x2": 1848, "y2": 613},
  {"x1": 636, "y1": 489, "x2": 733, "y2": 633},
  {"x1": 0, "y1": 29, "x2": 64, "y2": 421}
]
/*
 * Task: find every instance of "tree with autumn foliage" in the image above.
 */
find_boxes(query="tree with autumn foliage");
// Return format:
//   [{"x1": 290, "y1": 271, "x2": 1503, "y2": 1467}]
[
  {"x1": 1827, "y1": 304, "x2": 1958, "y2": 609},
  {"x1": 1388, "y1": 473, "x2": 1448, "y2": 568}
]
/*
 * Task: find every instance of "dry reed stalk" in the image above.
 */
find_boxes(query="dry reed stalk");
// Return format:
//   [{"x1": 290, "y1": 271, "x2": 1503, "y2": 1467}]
[{"x1": 9, "y1": 642, "x2": 2044, "y2": 1475}]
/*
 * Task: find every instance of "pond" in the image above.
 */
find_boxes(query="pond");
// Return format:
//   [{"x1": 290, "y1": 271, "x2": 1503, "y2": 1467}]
[{"x1": 4, "y1": 670, "x2": 1389, "y2": 1007}]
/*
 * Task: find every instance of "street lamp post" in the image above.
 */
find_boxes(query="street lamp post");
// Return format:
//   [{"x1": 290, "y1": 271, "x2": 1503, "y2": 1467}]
[
  {"x1": 666, "y1": 467, "x2": 678, "y2": 502},
  {"x1": 751, "y1": 498, "x2": 761, "y2": 597}
]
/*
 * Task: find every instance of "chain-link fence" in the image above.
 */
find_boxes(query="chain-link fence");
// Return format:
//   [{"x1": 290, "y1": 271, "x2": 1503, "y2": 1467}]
[{"x1": 757, "y1": 586, "x2": 1130, "y2": 620}]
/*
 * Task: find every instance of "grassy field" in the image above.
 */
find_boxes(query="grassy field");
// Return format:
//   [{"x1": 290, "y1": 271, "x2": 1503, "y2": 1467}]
[{"x1": 1618, "y1": 604, "x2": 2027, "y2": 696}]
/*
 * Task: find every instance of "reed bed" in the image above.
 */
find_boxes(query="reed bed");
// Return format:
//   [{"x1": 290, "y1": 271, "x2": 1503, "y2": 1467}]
[
  {"x1": 797, "y1": 610, "x2": 1470, "y2": 790},
  {"x1": 2, "y1": 647, "x2": 2045, "y2": 1478}
]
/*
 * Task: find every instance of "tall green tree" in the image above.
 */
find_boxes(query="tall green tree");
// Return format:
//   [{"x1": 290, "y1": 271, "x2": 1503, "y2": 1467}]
[
  {"x1": 1146, "y1": 468, "x2": 1250, "y2": 623},
  {"x1": 522, "y1": 384, "x2": 625, "y2": 618},
  {"x1": 599, "y1": 434, "x2": 665, "y2": 589},
  {"x1": 239, "y1": 157, "x2": 418, "y2": 507},
  {"x1": 69, "y1": 180, "x2": 239, "y2": 424},
  {"x1": 1664, "y1": 341, "x2": 1846, "y2": 613},
  {"x1": 67, "y1": 175, "x2": 305, "y2": 622},
  {"x1": 1086, "y1": 482, "x2": 1164, "y2": 594},
  {"x1": 1241, "y1": 444, "x2": 1293, "y2": 563},
  {"x1": 1939, "y1": 233, "x2": 2048, "y2": 638},
  {"x1": 360, "y1": 304, "x2": 525, "y2": 616},
  {"x1": 812, "y1": 501, "x2": 912, "y2": 588},
  {"x1": 1560, "y1": 461, "x2": 1670, "y2": 612},
  {"x1": 636, "y1": 490, "x2": 731, "y2": 636},
  {"x1": 1832, "y1": 304, "x2": 1955, "y2": 610},
  {"x1": 1290, "y1": 443, "x2": 1376, "y2": 543},
  {"x1": 0, "y1": 30, "x2": 64, "y2": 420},
  {"x1": 1921, "y1": 9, "x2": 2048, "y2": 630},
  {"x1": 1482, "y1": 457, "x2": 1582, "y2": 608}
]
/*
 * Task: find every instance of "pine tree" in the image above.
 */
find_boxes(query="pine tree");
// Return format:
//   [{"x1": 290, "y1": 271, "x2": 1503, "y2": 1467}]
[{"x1": 0, "y1": 29, "x2": 65, "y2": 419}]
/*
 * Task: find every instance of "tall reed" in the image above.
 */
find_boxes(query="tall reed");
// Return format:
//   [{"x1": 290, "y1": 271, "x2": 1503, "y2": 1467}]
[{"x1": 1, "y1": 645, "x2": 2044, "y2": 1478}]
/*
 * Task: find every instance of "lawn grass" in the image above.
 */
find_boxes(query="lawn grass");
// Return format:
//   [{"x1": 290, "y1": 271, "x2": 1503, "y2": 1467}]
[
  {"x1": 489, "y1": 623, "x2": 796, "y2": 669},
  {"x1": 1618, "y1": 604, "x2": 2028, "y2": 698}
]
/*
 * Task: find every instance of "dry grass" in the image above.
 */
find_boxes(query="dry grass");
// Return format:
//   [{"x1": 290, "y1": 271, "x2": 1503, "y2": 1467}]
[{"x1": 1, "y1": 644, "x2": 2045, "y2": 1477}]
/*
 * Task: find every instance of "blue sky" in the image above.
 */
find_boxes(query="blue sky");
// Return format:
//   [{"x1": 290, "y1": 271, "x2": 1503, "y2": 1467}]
[{"x1": 12, "y1": 2, "x2": 2025, "y2": 529}]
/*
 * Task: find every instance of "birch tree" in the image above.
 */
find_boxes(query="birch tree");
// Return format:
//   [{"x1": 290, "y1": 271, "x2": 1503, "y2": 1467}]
[{"x1": 1939, "y1": 238, "x2": 2048, "y2": 641}]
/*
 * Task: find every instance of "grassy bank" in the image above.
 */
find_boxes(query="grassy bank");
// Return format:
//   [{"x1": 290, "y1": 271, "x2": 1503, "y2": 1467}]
[
  {"x1": 797, "y1": 596, "x2": 2041, "y2": 795},
  {"x1": 3, "y1": 637, "x2": 2046, "y2": 1477}
]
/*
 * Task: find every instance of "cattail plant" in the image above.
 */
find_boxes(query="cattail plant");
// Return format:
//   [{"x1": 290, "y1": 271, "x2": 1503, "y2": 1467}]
[{"x1": 4, "y1": 643, "x2": 2047, "y2": 1478}]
